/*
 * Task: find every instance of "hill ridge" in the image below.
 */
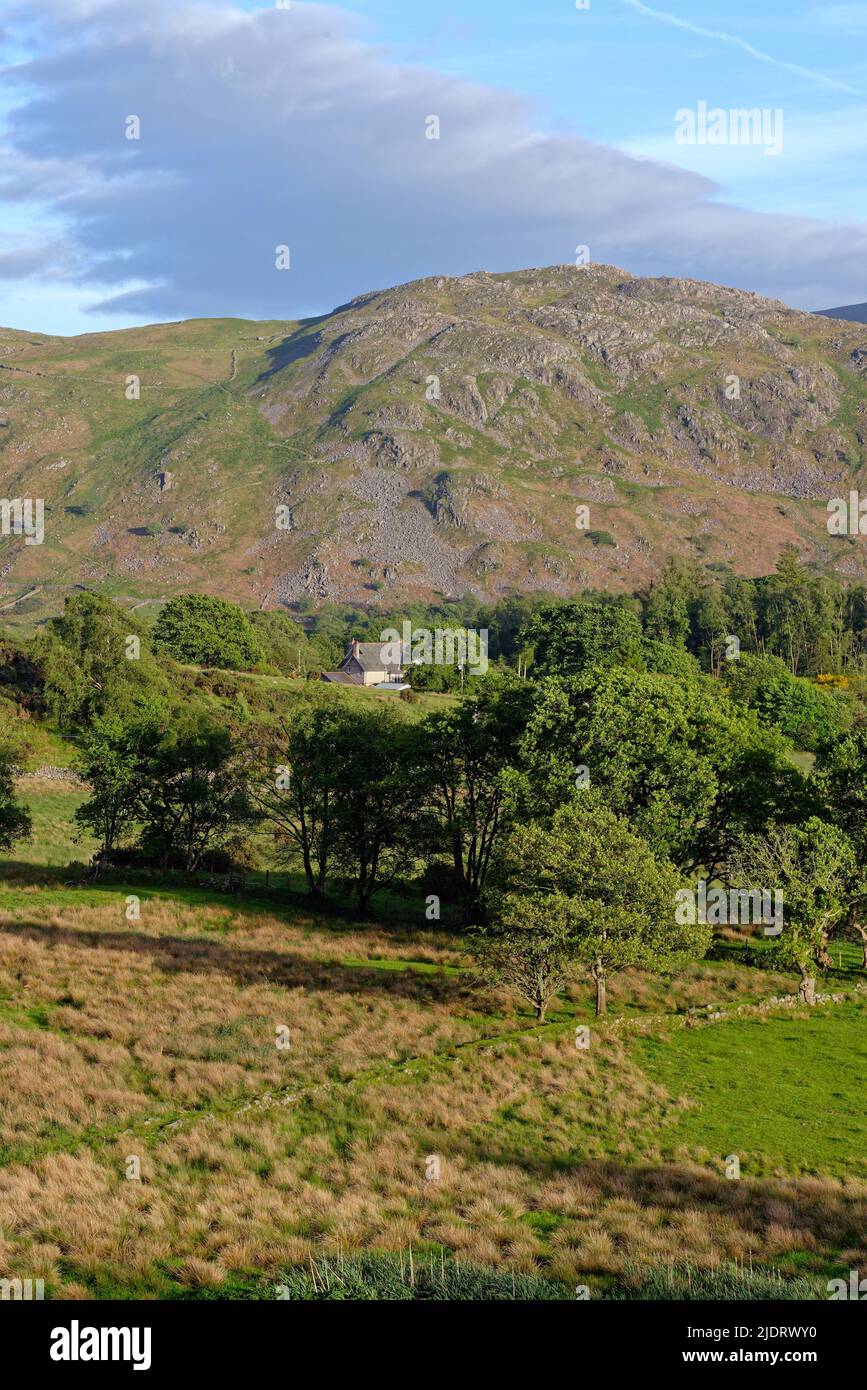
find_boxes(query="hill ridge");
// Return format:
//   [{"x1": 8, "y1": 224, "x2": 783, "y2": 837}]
[{"x1": 1, "y1": 263, "x2": 866, "y2": 624}]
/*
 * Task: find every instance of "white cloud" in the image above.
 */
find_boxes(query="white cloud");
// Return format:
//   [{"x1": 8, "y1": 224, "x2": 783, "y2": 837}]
[{"x1": 0, "y1": 0, "x2": 865, "y2": 326}]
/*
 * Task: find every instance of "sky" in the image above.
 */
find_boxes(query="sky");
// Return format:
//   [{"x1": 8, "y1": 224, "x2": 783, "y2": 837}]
[{"x1": 0, "y1": 0, "x2": 865, "y2": 335}]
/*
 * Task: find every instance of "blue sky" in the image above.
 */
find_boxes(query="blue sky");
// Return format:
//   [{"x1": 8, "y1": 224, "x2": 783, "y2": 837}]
[
  {"x1": 1, "y1": 0, "x2": 865, "y2": 334},
  {"x1": 334, "y1": 0, "x2": 866, "y2": 212},
  {"x1": 328, "y1": 0, "x2": 867, "y2": 223}
]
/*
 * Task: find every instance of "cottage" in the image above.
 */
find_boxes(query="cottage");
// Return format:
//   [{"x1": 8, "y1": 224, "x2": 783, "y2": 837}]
[{"x1": 320, "y1": 638, "x2": 409, "y2": 690}]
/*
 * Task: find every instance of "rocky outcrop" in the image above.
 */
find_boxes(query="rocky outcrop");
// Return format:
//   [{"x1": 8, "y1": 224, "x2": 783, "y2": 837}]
[{"x1": 3, "y1": 262, "x2": 867, "y2": 613}]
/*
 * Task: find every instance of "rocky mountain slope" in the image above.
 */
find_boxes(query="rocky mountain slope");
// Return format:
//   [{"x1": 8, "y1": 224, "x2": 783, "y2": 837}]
[{"x1": 2, "y1": 263, "x2": 867, "y2": 623}]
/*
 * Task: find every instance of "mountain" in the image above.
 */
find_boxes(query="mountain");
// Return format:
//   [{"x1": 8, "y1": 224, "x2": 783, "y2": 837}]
[
  {"x1": 2, "y1": 263, "x2": 867, "y2": 624},
  {"x1": 816, "y1": 303, "x2": 867, "y2": 325}
]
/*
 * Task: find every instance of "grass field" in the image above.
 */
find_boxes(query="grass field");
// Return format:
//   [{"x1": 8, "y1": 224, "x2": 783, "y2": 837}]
[
  {"x1": 0, "y1": 873, "x2": 863, "y2": 1298},
  {"x1": 633, "y1": 1004, "x2": 866, "y2": 1180},
  {"x1": 210, "y1": 667, "x2": 458, "y2": 715},
  {"x1": 11, "y1": 778, "x2": 97, "y2": 868},
  {"x1": 0, "y1": 759, "x2": 864, "y2": 1300}
]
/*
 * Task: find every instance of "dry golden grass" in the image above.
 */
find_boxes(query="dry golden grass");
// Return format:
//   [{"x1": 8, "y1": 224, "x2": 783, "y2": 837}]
[
  {"x1": 0, "y1": 899, "x2": 477, "y2": 1150},
  {"x1": 0, "y1": 891, "x2": 863, "y2": 1297}
]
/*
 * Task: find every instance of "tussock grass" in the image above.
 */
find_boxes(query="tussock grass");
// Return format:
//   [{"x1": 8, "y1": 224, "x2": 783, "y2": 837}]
[{"x1": 0, "y1": 884, "x2": 863, "y2": 1298}]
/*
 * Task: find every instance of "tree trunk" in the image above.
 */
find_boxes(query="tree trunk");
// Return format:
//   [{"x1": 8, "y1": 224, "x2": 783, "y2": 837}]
[
  {"x1": 301, "y1": 845, "x2": 320, "y2": 896},
  {"x1": 594, "y1": 964, "x2": 607, "y2": 1017},
  {"x1": 462, "y1": 889, "x2": 484, "y2": 927},
  {"x1": 852, "y1": 912, "x2": 867, "y2": 970},
  {"x1": 356, "y1": 871, "x2": 373, "y2": 915},
  {"x1": 535, "y1": 999, "x2": 546, "y2": 1023},
  {"x1": 799, "y1": 973, "x2": 817, "y2": 1006}
]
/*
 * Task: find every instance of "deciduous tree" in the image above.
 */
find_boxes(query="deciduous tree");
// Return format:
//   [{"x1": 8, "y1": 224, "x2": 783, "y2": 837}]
[
  {"x1": 729, "y1": 818, "x2": 854, "y2": 1004},
  {"x1": 484, "y1": 799, "x2": 706, "y2": 1016}
]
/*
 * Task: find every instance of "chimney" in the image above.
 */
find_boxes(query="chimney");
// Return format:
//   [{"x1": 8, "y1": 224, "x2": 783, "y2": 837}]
[{"x1": 352, "y1": 638, "x2": 360, "y2": 658}]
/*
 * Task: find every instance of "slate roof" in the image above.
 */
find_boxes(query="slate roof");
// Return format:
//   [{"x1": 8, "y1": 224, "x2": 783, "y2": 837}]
[
  {"x1": 348, "y1": 641, "x2": 402, "y2": 673},
  {"x1": 320, "y1": 640, "x2": 405, "y2": 686},
  {"x1": 320, "y1": 670, "x2": 359, "y2": 685}
]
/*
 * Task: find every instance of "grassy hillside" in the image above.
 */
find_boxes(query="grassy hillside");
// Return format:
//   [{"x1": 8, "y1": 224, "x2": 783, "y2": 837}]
[
  {"x1": 2, "y1": 264, "x2": 867, "y2": 627},
  {"x1": 0, "y1": 867, "x2": 862, "y2": 1300}
]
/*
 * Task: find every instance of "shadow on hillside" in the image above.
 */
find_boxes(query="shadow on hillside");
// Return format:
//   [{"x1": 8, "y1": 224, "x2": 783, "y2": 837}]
[
  {"x1": 0, "y1": 919, "x2": 463, "y2": 1005},
  {"x1": 256, "y1": 313, "x2": 333, "y2": 381},
  {"x1": 580, "y1": 1159, "x2": 867, "y2": 1253},
  {"x1": 0, "y1": 861, "x2": 295, "y2": 912},
  {"x1": 446, "y1": 1145, "x2": 866, "y2": 1250},
  {"x1": 0, "y1": 860, "x2": 457, "y2": 935},
  {"x1": 0, "y1": 861, "x2": 89, "y2": 888}
]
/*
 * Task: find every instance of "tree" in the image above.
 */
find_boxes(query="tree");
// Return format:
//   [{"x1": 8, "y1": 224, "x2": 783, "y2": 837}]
[
  {"x1": 0, "y1": 714, "x2": 31, "y2": 852},
  {"x1": 74, "y1": 709, "x2": 163, "y2": 860},
  {"x1": 328, "y1": 708, "x2": 427, "y2": 914},
  {"x1": 517, "y1": 665, "x2": 805, "y2": 875},
  {"x1": 692, "y1": 583, "x2": 730, "y2": 677},
  {"x1": 39, "y1": 592, "x2": 169, "y2": 731},
  {"x1": 250, "y1": 611, "x2": 312, "y2": 676},
  {"x1": 485, "y1": 800, "x2": 706, "y2": 1016},
  {"x1": 723, "y1": 652, "x2": 849, "y2": 751},
  {"x1": 642, "y1": 557, "x2": 700, "y2": 648},
  {"x1": 518, "y1": 598, "x2": 642, "y2": 677},
  {"x1": 475, "y1": 891, "x2": 575, "y2": 1022},
  {"x1": 153, "y1": 594, "x2": 264, "y2": 671},
  {"x1": 0, "y1": 636, "x2": 45, "y2": 714},
  {"x1": 405, "y1": 628, "x2": 480, "y2": 693},
  {"x1": 729, "y1": 818, "x2": 854, "y2": 1004},
  {"x1": 757, "y1": 550, "x2": 843, "y2": 675},
  {"x1": 813, "y1": 727, "x2": 867, "y2": 966},
  {"x1": 638, "y1": 638, "x2": 702, "y2": 681},
  {"x1": 517, "y1": 667, "x2": 723, "y2": 867},
  {"x1": 420, "y1": 675, "x2": 534, "y2": 922},
  {"x1": 251, "y1": 695, "x2": 346, "y2": 896},
  {"x1": 691, "y1": 723, "x2": 810, "y2": 882},
  {"x1": 136, "y1": 712, "x2": 254, "y2": 872}
]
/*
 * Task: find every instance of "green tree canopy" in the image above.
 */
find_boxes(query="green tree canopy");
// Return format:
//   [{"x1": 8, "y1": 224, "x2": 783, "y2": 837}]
[
  {"x1": 0, "y1": 710, "x2": 31, "y2": 852},
  {"x1": 420, "y1": 673, "x2": 535, "y2": 921},
  {"x1": 74, "y1": 707, "x2": 165, "y2": 858},
  {"x1": 328, "y1": 706, "x2": 429, "y2": 913},
  {"x1": 812, "y1": 725, "x2": 867, "y2": 965},
  {"x1": 251, "y1": 692, "x2": 349, "y2": 897},
  {"x1": 518, "y1": 598, "x2": 642, "y2": 677},
  {"x1": 153, "y1": 594, "x2": 264, "y2": 671},
  {"x1": 249, "y1": 611, "x2": 310, "y2": 675},
  {"x1": 39, "y1": 592, "x2": 170, "y2": 731},
  {"x1": 136, "y1": 710, "x2": 255, "y2": 872},
  {"x1": 483, "y1": 799, "x2": 706, "y2": 1016},
  {"x1": 516, "y1": 666, "x2": 802, "y2": 872},
  {"x1": 723, "y1": 652, "x2": 849, "y2": 750},
  {"x1": 729, "y1": 817, "x2": 854, "y2": 1004}
]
